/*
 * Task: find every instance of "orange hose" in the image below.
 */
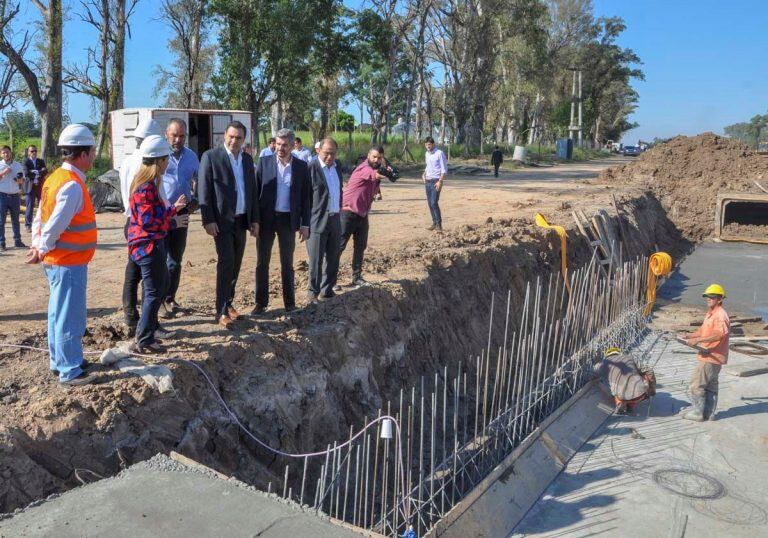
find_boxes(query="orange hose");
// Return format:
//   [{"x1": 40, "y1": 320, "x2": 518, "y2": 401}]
[
  {"x1": 535, "y1": 213, "x2": 572, "y2": 295},
  {"x1": 644, "y1": 252, "x2": 673, "y2": 315}
]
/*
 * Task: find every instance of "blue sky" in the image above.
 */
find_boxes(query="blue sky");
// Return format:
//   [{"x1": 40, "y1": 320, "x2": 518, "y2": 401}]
[{"x1": 13, "y1": 0, "x2": 768, "y2": 143}]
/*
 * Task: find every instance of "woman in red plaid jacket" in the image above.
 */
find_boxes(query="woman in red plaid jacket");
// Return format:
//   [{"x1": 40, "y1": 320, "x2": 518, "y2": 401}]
[{"x1": 127, "y1": 135, "x2": 188, "y2": 353}]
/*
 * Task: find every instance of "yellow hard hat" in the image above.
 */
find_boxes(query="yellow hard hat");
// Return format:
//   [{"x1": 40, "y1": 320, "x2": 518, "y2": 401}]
[
  {"x1": 702, "y1": 284, "x2": 726, "y2": 298},
  {"x1": 604, "y1": 347, "x2": 621, "y2": 357}
]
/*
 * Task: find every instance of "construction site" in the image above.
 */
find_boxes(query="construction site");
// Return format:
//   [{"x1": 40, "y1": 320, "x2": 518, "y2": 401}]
[{"x1": 1, "y1": 133, "x2": 768, "y2": 537}]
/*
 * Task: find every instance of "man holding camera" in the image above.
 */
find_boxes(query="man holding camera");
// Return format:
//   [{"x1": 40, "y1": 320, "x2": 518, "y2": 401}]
[
  {"x1": 338, "y1": 146, "x2": 397, "y2": 288},
  {"x1": 0, "y1": 145, "x2": 26, "y2": 250},
  {"x1": 160, "y1": 118, "x2": 199, "y2": 317},
  {"x1": 23, "y1": 145, "x2": 47, "y2": 233}
]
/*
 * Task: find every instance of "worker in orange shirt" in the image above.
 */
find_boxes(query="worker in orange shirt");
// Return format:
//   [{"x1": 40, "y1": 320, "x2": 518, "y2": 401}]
[{"x1": 678, "y1": 284, "x2": 729, "y2": 421}]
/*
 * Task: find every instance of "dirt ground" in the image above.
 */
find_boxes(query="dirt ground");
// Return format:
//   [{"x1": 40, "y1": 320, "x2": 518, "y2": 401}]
[
  {"x1": 0, "y1": 157, "x2": 628, "y2": 324},
  {"x1": 0, "y1": 155, "x2": 692, "y2": 513}
]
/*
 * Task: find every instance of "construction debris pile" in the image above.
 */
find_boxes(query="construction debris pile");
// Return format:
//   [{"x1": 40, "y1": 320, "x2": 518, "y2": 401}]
[{"x1": 600, "y1": 133, "x2": 768, "y2": 241}]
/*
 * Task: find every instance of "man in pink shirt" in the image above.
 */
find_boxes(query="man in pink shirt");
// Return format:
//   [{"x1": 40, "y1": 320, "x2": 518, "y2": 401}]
[
  {"x1": 678, "y1": 283, "x2": 730, "y2": 422},
  {"x1": 338, "y1": 146, "x2": 395, "y2": 287}
]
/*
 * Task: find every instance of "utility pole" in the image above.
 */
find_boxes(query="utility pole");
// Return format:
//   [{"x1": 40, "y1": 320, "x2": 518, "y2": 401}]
[
  {"x1": 568, "y1": 67, "x2": 583, "y2": 144},
  {"x1": 577, "y1": 70, "x2": 583, "y2": 144},
  {"x1": 569, "y1": 69, "x2": 576, "y2": 140}
]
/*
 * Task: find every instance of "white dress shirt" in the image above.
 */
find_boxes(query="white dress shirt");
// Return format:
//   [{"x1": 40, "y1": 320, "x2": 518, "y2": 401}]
[
  {"x1": 226, "y1": 147, "x2": 246, "y2": 216},
  {"x1": 0, "y1": 160, "x2": 23, "y2": 194},
  {"x1": 424, "y1": 148, "x2": 448, "y2": 180},
  {"x1": 276, "y1": 156, "x2": 292, "y2": 212},
  {"x1": 32, "y1": 162, "x2": 86, "y2": 256},
  {"x1": 320, "y1": 160, "x2": 340, "y2": 213},
  {"x1": 119, "y1": 153, "x2": 142, "y2": 217}
]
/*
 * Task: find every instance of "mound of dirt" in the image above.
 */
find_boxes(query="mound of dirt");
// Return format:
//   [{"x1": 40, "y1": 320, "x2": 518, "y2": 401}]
[{"x1": 599, "y1": 133, "x2": 768, "y2": 241}]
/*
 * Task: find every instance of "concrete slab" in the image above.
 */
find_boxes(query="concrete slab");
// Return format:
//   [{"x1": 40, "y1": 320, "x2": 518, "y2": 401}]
[
  {"x1": 0, "y1": 456, "x2": 365, "y2": 538},
  {"x1": 658, "y1": 241, "x2": 768, "y2": 319},
  {"x1": 513, "y1": 334, "x2": 768, "y2": 538},
  {"x1": 431, "y1": 381, "x2": 615, "y2": 537}
]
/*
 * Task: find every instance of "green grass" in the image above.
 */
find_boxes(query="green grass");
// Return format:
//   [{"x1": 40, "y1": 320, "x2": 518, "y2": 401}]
[{"x1": 0, "y1": 137, "x2": 111, "y2": 185}]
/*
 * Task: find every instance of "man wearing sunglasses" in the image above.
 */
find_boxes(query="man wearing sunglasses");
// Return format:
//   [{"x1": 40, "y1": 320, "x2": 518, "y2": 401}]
[{"x1": 23, "y1": 145, "x2": 48, "y2": 233}]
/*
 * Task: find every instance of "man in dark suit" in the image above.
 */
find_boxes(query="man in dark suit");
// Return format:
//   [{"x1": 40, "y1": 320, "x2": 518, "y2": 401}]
[
  {"x1": 491, "y1": 146, "x2": 503, "y2": 178},
  {"x1": 253, "y1": 128, "x2": 311, "y2": 314},
  {"x1": 306, "y1": 138, "x2": 343, "y2": 302},
  {"x1": 198, "y1": 121, "x2": 259, "y2": 328},
  {"x1": 22, "y1": 145, "x2": 47, "y2": 233}
]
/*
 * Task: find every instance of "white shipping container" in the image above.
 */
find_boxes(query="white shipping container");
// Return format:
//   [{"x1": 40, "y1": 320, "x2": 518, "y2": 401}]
[{"x1": 109, "y1": 108, "x2": 253, "y2": 171}]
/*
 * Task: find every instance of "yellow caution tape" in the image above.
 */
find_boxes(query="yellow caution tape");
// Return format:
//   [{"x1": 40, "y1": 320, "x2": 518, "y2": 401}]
[
  {"x1": 535, "y1": 213, "x2": 571, "y2": 294},
  {"x1": 644, "y1": 252, "x2": 673, "y2": 315}
]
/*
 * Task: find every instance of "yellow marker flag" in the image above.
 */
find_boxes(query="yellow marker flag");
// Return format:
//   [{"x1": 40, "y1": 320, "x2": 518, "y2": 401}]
[{"x1": 535, "y1": 213, "x2": 571, "y2": 294}]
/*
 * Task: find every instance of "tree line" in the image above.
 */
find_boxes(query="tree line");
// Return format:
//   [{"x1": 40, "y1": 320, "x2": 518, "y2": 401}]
[
  {"x1": 0, "y1": 0, "x2": 642, "y2": 160},
  {"x1": 724, "y1": 113, "x2": 768, "y2": 150}
]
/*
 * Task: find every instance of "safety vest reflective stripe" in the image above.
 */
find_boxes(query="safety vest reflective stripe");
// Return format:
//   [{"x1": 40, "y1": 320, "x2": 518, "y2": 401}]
[
  {"x1": 66, "y1": 221, "x2": 97, "y2": 232},
  {"x1": 56, "y1": 241, "x2": 97, "y2": 251}
]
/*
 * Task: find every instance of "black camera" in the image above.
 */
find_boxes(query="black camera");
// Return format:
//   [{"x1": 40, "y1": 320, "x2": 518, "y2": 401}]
[
  {"x1": 380, "y1": 165, "x2": 400, "y2": 182},
  {"x1": 177, "y1": 197, "x2": 199, "y2": 216}
]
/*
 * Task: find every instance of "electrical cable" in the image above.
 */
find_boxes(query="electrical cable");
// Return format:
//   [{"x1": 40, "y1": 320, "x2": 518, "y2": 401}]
[
  {"x1": 644, "y1": 252, "x2": 672, "y2": 315},
  {"x1": 0, "y1": 342, "x2": 411, "y2": 521}
]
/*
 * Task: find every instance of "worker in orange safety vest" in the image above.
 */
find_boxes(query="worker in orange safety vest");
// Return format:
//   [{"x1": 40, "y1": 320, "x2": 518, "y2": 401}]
[{"x1": 26, "y1": 124, "x2": 98, "y2": 387}]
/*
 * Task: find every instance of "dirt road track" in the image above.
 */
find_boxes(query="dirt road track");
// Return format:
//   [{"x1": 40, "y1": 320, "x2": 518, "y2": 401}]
[{"x1": 0, "y1": 157, "x2": 627, "y2": 325}]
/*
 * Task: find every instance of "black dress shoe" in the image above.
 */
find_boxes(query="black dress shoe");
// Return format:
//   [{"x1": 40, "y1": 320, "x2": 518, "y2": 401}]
[
  {"x1": 318, "y1": 291, "x2": 336, "y2": 301},
  {"x1": 250, "y1": 305, "x2": 267, "y2": 317},
  {"x1": 14, "y1": 240, "x2": 27, "y2": 248}
]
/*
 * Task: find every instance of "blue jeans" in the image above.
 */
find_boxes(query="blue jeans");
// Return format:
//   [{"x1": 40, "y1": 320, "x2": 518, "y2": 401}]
[
  {"x1": 0, "y1": 192, "x2": 21, "y2": 245},
  {"x1": 45, "y1": 263, "x2": 88, "y2": 382},
  {"x1": 425, "y1": 180, "x2": 442, "y2": 226},
  {"x1": 136, "y1": 242, "x2": 168, "y2": 346}
]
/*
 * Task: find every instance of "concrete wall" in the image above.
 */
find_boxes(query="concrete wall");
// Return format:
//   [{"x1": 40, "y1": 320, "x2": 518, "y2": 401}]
[{"x1": 429, "y1": 380, "x2": 615, "y2": 537}]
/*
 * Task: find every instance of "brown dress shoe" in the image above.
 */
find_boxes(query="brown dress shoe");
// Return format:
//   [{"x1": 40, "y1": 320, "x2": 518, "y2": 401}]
[
  {"x1": 218, "y1": 315, "x2": 234, "y2": 329},
  {"x1": 227, "y1": 306, "x2": 242, "y2": 320}
]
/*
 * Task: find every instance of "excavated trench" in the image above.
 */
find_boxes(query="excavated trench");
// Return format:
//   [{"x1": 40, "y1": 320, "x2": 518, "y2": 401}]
[{"x1": 0, "y1": 191, "x2": 691, "y2": 516}]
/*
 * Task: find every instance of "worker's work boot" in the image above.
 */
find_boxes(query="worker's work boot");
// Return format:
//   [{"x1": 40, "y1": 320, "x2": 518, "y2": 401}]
[
  {"x1": 682, "y1": 394, "x2": 705, "y2": 422},
  {"x1": 704, "y1": 392, "x2": 718, "y2": 421}
]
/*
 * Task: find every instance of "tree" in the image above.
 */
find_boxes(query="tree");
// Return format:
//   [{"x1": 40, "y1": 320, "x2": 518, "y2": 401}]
[
  {"x1": 154, "y1": 0, "x2": 215, "y2": 108},
  {"x1": 0, "y1": 0, "x2": 63, "y2": 158},
  {"x1": 336, "y1": 109, "x2": 355, "y2": 159}
]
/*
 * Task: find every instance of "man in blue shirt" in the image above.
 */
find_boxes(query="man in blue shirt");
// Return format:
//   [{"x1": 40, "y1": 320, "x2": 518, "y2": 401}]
[
  {"x1": 161, "y1": 118, "x2": 200, "y2": 316},
  {"x1": 291, "y1": 137, "x2": 312, "y2": 162}
]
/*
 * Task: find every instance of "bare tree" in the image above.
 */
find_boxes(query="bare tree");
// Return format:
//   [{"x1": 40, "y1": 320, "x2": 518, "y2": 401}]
[
  {"x1": 154, "y1": 0, "x2": 213, "y2": 108},
  {"x1": 63, "y1": 0, "x2": 138, "y2": 157},
  {"x1": 64, "y1": 0, "x2": 111, "y2": 155},
  {"x1": 0, "y1": 0, "x2": 63, "y2": 158},
  {"x1": 0, "y1": 54, "x2": 25, "y2": 150}
]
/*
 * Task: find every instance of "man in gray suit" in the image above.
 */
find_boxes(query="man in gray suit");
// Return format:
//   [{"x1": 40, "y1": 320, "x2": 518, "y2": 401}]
[
  {"x1": 198, "y1": 121, "x2": 260, "y2": 328},
  {"x1": 306, "y1": 138, "x2": 343, "y2": 302}
]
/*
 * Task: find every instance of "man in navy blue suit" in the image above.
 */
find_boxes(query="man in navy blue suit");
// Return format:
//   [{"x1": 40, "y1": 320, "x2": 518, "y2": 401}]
[{"x1": 253, "y1": 128, "x2": 311, "y2": 314}]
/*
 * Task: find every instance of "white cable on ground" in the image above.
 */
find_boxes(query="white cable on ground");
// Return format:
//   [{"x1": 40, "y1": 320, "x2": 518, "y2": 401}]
[{"x1": 0, "y1": 342, "x2": 411, "y2": 521}]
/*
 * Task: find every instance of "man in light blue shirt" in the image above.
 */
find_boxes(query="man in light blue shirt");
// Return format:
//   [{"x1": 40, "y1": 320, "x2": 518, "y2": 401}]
[
  {"x1": 259, "y1": 137, "x2": 276, "y2": 158},
  {"x1": 292, "y1": 137, "x2": 312, "y2": 162},
  {"x1": 161, "y1": 118, "x2": 199, "y2": 316}
]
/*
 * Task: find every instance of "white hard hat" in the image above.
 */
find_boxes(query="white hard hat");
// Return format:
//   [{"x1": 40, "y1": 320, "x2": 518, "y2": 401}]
[
  {"x1": 139, "y1": 135, "x2": 171, "y2": 158},
  {"x1": 58, "y1": 124, "x2": 95, "y2": 147},
  {"x1": 133, "y1": 118, "x2": 161, "y2": 139}
]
